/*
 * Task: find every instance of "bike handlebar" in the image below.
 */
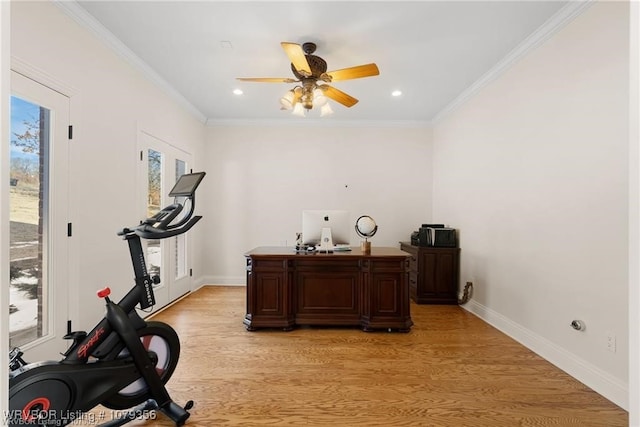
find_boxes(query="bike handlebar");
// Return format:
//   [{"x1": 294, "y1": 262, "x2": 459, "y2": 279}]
[
  {"x1": 132, "y1": 215, "x2": 202, "y2": 239},
  {"x1": 118, "y1": 196, "x2": 201, "y2": 240},
  {"x1": 118, "y1": 172, "x2": 205, "y2": 240}
]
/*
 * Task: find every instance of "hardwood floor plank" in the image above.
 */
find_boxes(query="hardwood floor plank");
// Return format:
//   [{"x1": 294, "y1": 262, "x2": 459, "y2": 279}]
[{"x1": 94, "y1": 286, "x2": 628, "y2": 426}]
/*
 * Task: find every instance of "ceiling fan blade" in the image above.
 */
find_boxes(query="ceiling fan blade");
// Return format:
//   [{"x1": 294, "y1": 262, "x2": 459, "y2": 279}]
[
  {"x1": 236, "y1": 77, "x2": 297, "y2": 83},
  {"x1": 281, "y1": 42, "x2": 311, "y2": 76},
  {"x1": 325, "y1": 63, "x2": 380, "y2": 82},
  {"x1": 320, "y1": 85, "x2": 359, "y2": 108}
]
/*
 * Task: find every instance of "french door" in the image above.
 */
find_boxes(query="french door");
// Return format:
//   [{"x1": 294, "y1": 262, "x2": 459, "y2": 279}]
[
  {"x1": 138, "y1": 131, "x2": 193, "y2": 311},
  {"x1": 9, "y1": 71, "x2": 69, "y2": 361}
]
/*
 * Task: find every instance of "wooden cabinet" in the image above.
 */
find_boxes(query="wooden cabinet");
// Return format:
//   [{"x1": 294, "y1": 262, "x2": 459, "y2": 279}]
[
  {"x1": 244, "y1": 257, "x2": 294, "y2": 330},
  {"x1": 244, "y1": 247, "x2": 413, "y2": 332},
  {"x1": 400, "y1": 242, "x2": 460, "y2": 304},
  {"x1": 364, "y1": 257, "x2": 412, "y2": 329}
]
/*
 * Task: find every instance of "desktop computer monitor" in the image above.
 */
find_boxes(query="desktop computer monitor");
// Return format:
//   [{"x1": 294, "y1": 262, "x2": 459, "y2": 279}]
[{"x1": 302, "y1": 210, "x2": 351, "y2": 247}]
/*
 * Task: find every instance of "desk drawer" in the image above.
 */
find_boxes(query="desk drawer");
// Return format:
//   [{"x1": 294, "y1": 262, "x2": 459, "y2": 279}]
[
  {"x1": 296, "y1": 258, "x2": 360, "y2": 272},
  {"x1": 251, "y1": 258, "x2": 287, "y2": 271},
  {"x1": 369, "y1": 258, "x2": 407, "y2": 272}
]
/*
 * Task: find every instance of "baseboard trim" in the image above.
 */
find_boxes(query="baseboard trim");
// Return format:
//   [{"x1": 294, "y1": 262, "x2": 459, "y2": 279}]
[
  {"x1": 196, "y1": 276, "x2": 245, "y2": 288},
  {"x1": 146, "y1": 290, "x2": 192, "y2": 319},
  {"x1": 462, "y1": 299, "x2": 628, "y2": 410}
]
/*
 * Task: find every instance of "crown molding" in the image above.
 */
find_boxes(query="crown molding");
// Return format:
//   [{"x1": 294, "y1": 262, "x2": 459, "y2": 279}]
[
  {"x1": 432, "y1": 0, "x2": 594, "y2": 125},
  {"x1": 53, "y1": 0, "x2": 207, "y2": 124},
  {"x1": 54, "y1": 1, "x2": 591, "y2": 128},
  {"x1": 54, "y1": 1, "x2": 429, "y2": 129},
  {"x1": 205, "y1": 117, "x2": 431, "y2": 129}
]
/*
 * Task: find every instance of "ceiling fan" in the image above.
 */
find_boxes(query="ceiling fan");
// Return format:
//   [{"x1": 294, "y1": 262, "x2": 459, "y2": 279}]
[{"x1": 237, "y1": 42, "x2": 379, "y2": 116}]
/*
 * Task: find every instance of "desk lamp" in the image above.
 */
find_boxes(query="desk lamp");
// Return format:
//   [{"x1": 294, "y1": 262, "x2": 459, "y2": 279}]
[{"x1": 355, "y1": 215, "x2": 378, "y2": 254}]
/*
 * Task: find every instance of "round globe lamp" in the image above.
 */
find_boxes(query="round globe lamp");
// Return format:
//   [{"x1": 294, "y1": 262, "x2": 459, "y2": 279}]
[{"x1": 355, "y1": 215, "x2": 378, "y2": 254}]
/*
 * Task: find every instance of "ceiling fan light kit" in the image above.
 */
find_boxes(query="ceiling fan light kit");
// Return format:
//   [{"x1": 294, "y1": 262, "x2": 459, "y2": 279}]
[{"x1": 238, "y1": 41, "x2": 379, "y2": 117}]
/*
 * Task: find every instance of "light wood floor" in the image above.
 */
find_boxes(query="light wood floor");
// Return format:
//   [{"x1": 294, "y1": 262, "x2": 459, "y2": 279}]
[{"x1": 117, "y1": 286, "x2": 627, "y2": 426}]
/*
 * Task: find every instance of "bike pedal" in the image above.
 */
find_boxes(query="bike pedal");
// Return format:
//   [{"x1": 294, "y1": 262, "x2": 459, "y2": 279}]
[{"x1": 63, "y1": 330, "x2": 87, "y2": 340}]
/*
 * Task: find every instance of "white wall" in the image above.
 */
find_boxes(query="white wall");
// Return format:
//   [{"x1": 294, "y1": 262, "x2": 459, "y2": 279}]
[
  {"x1": 432, "y1": 2, "x2": 629, "y2": 408},
  {"x1": 10, "y1": 1, "x2": 206, "y2": 330},
  {"x1": 201, "y1": 124, "x2": 432, "y2": 284},
  {"x1": 629, "y1": 1, "x2": 640, "y2": 423}
]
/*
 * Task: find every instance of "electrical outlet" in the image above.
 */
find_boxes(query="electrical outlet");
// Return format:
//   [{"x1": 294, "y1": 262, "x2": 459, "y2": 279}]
[{"x1": 606, "y1": 332, "x2": 616, "y2": 353}]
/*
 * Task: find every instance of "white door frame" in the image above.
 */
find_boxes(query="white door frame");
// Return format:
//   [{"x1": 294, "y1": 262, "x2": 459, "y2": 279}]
[
  {"x1": 9, "y1": 70, "x2": 70, "y2": 361},
  {"x1": 137, "y1": 129, "x2": 193, "y2": 312},
  {"x1": 1, "y1": 3, "x2": 12, "y2": 416}
]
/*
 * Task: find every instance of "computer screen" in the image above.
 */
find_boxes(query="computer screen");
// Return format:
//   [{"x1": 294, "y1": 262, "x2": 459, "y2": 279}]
[
  {"x1": 302, "y1": 210, "x2": 351, "y2": 246},
  {"x1": 168, "y1": 172, "x2": 206, "y2": 197}
]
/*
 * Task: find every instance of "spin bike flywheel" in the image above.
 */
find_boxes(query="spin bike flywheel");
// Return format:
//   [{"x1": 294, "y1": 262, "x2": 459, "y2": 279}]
[
  {"x1": 9, "y1": 372, "x2": 75, "y2": 426},
  {"x1": 8, "y1": 321, "x2": 180, "y2": 425}
]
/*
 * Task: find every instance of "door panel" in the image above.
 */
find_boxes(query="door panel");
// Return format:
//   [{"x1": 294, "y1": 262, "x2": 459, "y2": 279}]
[
  {"x1": 170, "y1": 158, "x2": 190, "y2": 300},
  {"x1": 9, "y1": 71, "x2": 69, "y2": 361},
  {"x1": 138, "y1": 132, "x2": 193, "y2": 311},
  {"x1": 146, "y1": 147, "x2": 164, "y2": 302}
]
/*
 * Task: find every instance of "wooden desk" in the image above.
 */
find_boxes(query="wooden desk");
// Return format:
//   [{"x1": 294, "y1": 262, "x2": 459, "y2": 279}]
[{"x1": 244, "y1": 247, "x2": 413, "y2": 332}]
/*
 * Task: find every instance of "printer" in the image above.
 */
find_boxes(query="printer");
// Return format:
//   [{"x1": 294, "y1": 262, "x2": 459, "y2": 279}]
[{"x1": 411, "y1": 224, "x2": 457, "y2": 247}]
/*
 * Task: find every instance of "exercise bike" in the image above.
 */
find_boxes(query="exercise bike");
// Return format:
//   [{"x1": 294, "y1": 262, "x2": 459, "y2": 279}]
[{"x1": 8, "y1": 171, "x2": 206, "y2": 427}]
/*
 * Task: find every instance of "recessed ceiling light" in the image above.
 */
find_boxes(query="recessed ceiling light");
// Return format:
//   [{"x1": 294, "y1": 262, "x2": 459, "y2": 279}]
[
  {"x1": 391, "y1": 90, "x2": 402, "y2": 97},
  {"x1": 233, "y1": 89, "x2": 243, "y2": 95}
]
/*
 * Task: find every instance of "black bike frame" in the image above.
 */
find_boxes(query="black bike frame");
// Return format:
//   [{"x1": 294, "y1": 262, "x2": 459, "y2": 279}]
[
  {"x1": 63, "y1": 232, "x2": 155, "y2": 365},
  {"x1": 10, "y1": 172, "x2": 204, "y2": 427}
]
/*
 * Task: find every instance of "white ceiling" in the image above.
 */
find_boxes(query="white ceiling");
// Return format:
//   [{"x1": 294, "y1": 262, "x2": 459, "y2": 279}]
[{"x1": 68, "y1": 1, "x2": 574, "y2": 125}]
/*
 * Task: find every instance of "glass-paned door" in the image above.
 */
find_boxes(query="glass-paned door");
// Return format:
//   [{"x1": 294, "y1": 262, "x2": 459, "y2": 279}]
[
  {"x1": 9, "y1": 71, "x2": 69, "y2": 361},
  {"x1": 139, "y1": 132, "x2": 193, "y2": 310},
  {"x1": 146, "y1": 148, "x2": 163, "y2": 281},
  {"x1": 171, "y1": 158, "x2": 190, "y2": 300}
]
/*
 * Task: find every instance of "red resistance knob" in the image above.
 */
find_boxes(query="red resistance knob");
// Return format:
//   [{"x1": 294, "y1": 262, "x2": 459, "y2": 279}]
[{"x1": 97, "y1": 287, "x2": 111, "y2": 299}]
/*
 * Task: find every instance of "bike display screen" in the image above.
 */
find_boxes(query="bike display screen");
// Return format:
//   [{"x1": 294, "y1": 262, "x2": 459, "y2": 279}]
[{"x1": 168, "y1": 172, "x2": 206, "y2": 197}]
